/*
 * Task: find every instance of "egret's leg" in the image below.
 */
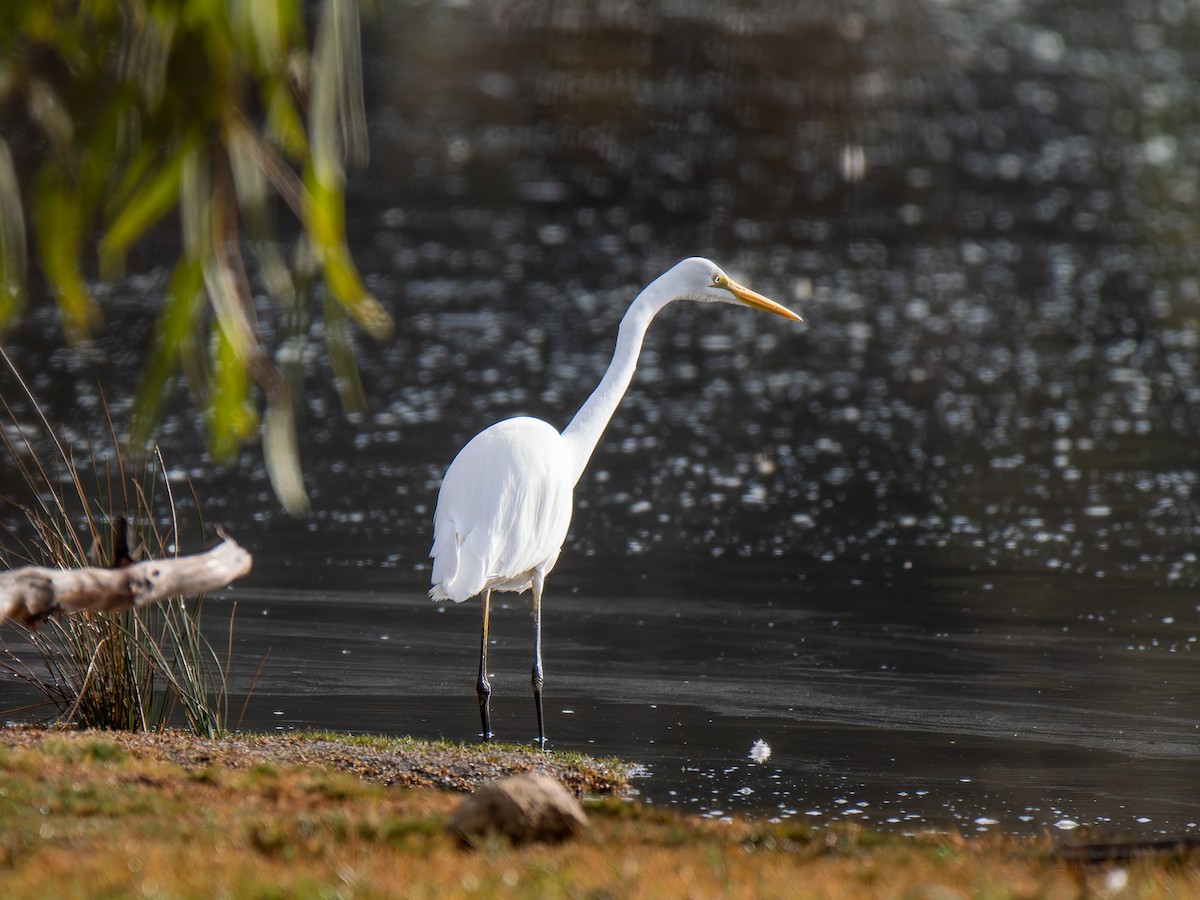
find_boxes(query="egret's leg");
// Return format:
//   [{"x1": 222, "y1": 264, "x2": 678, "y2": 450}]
[
  {"x1": 531, "y1": 575, "x2": 546, "y2": 749},
  {"x1": 477, "y1": 589, "x2": 493, "y2": 741}
]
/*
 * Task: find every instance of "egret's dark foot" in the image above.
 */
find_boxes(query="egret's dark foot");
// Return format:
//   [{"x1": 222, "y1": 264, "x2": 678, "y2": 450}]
[
  {"x1": 477, "y1": 675, "x2": 493, "y2": 741},
  {"x1": 532, "y1": 664, "x2": 545, "y2": 751}
]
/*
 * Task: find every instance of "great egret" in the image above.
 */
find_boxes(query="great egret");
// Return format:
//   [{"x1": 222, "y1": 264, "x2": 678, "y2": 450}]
[{"x1": 429, "y1": 257, "x2": 803, "y2": 746}]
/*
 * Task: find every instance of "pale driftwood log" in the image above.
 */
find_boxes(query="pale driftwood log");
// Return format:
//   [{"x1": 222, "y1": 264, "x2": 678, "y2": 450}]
[{"x1": 0, "y1": 536, "x2": 252, "y2": 626}]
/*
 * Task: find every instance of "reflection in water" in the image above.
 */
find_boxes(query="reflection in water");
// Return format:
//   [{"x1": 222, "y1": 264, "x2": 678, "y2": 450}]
[{"x1": 3, "y1": 0, "x2": 1200, "y2": 837}]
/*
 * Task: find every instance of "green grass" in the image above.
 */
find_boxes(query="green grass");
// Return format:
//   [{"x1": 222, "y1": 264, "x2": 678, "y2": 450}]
[{"x1": 289, "y1": 730, "x2": 628, "y2": 775}]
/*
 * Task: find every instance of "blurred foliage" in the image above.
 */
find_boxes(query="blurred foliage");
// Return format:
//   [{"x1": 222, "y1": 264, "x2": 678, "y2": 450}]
[{"x1": 0, "y1": 0, "x2": 393, "y2": 515}]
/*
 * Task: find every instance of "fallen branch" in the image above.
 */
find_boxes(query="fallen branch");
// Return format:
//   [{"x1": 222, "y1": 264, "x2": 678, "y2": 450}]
[{"x1": 0, "y1": 534, "x2": 253, "y2": 626}]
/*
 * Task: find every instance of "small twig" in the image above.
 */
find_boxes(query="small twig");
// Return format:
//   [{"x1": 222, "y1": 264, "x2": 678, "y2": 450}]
[
  {"x1": 235, "y1": 646, "x2": 271, "y2": 732},
  {"x1": 226, "y1": 110, "x2": 306, "y2": 221},
  {"x1": 224, "y1": 599, "x2": 237, "y2": 681},
  {"x1": 61, "y1": 637, "x2": 109, "y2": 726},
  {"x1": 155, "y1": 445, "x2": 179, "y2": 557}
]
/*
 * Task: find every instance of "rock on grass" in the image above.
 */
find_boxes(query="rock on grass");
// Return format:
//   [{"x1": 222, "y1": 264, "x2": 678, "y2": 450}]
[{"x1": 449, "y1": 773, "x2": 588, "y2": 845}]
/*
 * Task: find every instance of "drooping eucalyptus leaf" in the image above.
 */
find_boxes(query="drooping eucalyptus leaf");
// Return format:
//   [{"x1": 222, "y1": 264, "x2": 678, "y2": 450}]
[{"x1": 0, "y1": 0, "x2": 392, "y2": 515}]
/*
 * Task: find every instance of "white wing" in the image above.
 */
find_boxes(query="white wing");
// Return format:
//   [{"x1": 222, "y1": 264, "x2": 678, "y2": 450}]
[{"x1": 429, "y1": 417, "x2": 574, "y2": 602}]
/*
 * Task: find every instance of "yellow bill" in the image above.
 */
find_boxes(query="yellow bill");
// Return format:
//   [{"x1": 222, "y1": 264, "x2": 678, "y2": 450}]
[{"x1": 726, "y1": 279, "x2": 804, "y2": 322}]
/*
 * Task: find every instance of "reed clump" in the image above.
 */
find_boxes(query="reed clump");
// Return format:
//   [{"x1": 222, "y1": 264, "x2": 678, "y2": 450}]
[{"x1": 0, "y1": 355, "x2": 232, "y2": 736}]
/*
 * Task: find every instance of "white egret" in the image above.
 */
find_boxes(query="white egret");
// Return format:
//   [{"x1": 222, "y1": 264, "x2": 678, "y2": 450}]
[{"x1": 429, "y1": 257, "x2": 803, "y2": 746}]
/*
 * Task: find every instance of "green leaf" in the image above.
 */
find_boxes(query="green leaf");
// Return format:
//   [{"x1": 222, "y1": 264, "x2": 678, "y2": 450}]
[
  {"x1": 265, "y1": 80, "x2": 309, "y2": 160},
  {"x1": 104, "y1": 142, "x2": 159, "y2": 217},
  {"x1": 0, "y1": 135, "x2": 27, "y2": 327},
  {"x1": 275, "y1": 0, "x2": 307, "y2": 48},
  {"x1": 301, "y1": 160, "x2": 343, "y2": 248},
  {"x1": 323, "y1": 289, "x2": 366, "y2": 414},
  {"x1": 99, "y1": 139, "x2": 194, "y2": 276},
  {"x1": 0, "y1": 284, "x2": 21, "y2": 331},
  {"x1": 323, "y1": 246, "x2": 392, "y2": 339},
  {"x1": 262, "y1": 374, "x2": 310, "y2": 516},
  {"x1": 302, "y1": 163, "x2": 393, "y2": 339},
  {"x1": 31, "y1": 166, "x2": 99, "y2": 341},
  {"x1": 78, "y1": 84, "x2": 133, "y2": 211},
  {"x1": 208, "y1": 319, "x2": 258, "y2": 462},
  {"x1": 128, "y1": 255, "x2": 205, "y2": 450}
]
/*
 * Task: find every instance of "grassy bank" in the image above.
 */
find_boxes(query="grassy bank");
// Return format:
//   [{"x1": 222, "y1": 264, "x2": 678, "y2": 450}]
[{"x1": 0, "y1": 726, "x2": 1194, "y2": 898}]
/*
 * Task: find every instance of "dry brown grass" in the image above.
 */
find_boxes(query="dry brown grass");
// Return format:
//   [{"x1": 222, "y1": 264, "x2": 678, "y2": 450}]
[{"x1": 0, "y1": 726, "x2": 1195, "y2": 898}]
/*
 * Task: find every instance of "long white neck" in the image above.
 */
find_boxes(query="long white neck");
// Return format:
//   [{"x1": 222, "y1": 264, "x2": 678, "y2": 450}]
[{"x1": 560, "y1": 280, "x2": 677, "y2": 485}]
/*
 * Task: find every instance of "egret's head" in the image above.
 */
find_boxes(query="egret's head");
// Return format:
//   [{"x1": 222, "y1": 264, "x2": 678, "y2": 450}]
[{"x1": 669, "y1": 257, "x2": 803, "y2": 322}]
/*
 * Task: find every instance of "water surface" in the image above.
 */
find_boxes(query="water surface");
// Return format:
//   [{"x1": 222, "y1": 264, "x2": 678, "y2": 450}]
[{"x1": 3, "y1": 0, "x2": 1200, "y2": 837}]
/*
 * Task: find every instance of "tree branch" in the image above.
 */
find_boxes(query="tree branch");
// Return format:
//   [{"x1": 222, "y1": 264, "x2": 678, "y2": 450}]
[{"x1": 0, "y1": 535, "x2": 253, "y2": 626}]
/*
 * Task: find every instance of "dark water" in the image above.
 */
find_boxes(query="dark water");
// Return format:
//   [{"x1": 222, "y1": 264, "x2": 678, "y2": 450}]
[{"x1": 4, "y1": 0, "x2": 1200, "y2": 836}]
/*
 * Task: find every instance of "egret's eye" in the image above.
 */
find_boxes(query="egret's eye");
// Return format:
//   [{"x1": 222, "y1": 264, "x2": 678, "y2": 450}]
[{"x1": 712, "y1": 273, "x2": 726, "y2": 287}]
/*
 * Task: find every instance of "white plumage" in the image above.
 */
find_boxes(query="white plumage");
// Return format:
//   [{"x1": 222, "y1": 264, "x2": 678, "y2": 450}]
[
  {"x1": 429, "y1": 257, "x2": 803, "y2": 746},
  {"x1": 429, "y1": 417, "x2": 573, "y2": 603}
]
